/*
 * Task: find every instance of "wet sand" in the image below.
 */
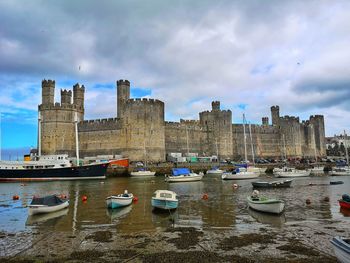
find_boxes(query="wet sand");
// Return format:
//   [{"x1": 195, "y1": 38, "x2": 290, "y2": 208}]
[{"x1": 0, "y1": 174, "x2": 349, "y2": 262}]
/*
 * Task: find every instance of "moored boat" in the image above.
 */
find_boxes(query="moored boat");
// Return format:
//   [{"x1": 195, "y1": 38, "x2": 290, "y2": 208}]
[
  {"x1": 252, "y1": 179, "x2": 293, "y2": 188},
  {"x1": 206, "y1": 166, "x2": 224, "y2": 175},
  {"x1": 330, "y1": 236, "x2": 350, "y2": 263},
  {"x1": 331, "y1": 167, "x2": 350, "y2": 176},
  {"x1": 222, "y1": 167, "x2": 259, "y2": 180},
  {"x1": 0, "y1": 154, "x2": 108, "y2": 181},
  {"x1": 310, "y1": 166, "x2": 325, "y2": 175},
  {"x1": 106, "y1": 190, "x2": 134, "y2": 209},
  {"x1": 151, "y1": 190, "x2": 178, "y2": 210},
  {"x1": 339, "y1": 194, "x2": 350, "y2": 210},
  {"x1": 28, "y1": 195, "x2": 69, "y2": 215},
  {"x1": 274, "y1": 167, "x2": 310, "y2": 178},
  {"x1": 130, "y1": 168, "x2": 156, "y2": 177},
  {"x1": 247, "y1": 191, "x2": 285, "y2": 214},
  {"x1": 165, "y1": 168, "x2": 203, "y2": 182}
]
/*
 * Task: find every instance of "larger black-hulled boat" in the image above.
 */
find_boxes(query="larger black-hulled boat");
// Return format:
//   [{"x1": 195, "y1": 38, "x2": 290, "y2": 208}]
[{"x1": 0, "y1": 154, "x2": 108, "y2": 181}]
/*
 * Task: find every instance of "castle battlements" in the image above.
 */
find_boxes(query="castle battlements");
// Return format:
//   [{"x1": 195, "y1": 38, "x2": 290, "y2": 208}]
[
  {"x1": 126, "y1": 98, "x2": 164, "y2": 105},
  {"x1": 79, "y1": 118, "x2": 120, "y2": 132}
]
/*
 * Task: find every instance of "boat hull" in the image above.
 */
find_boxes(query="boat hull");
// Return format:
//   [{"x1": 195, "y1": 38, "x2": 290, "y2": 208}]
[
  {"x1": 151, "y1": 198, "x2": 178, "y2": 210},
  {"x1": 252, "y1": 179, "x2": 293, "y2": 188},
  {"x1": 130, "y1": 171, "x2": 156, "y2": 177},
  {"x1": 275, "y1": 170, "x2": 310, "y2": 178},
  {"x1": 247, "y1": 197, "x2": 285, "y2": 214},
  {"x1": 339, "y1": 200, "x2": 350, "y2": 209},
  {"x1": 106, "y1": 195, "x2": 133, "y2": 209},
  {"x1": 166, "y1": 173, "x2": 203, "y2": 182},
  {"x1": 222, "y1": 172, "x2": 259, "y2": 180},
  {"x1": 331, "y1": 237, "x2": 350, "y2": 263},
  {"x1": 0, "y1": 163, "x2": 108, "y2": 181},
  {"x1": 28, "y1": 201, "x2": 69, "y2": 215}
]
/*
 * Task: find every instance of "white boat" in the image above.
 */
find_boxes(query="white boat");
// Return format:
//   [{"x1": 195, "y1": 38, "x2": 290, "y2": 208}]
[
  {"x1": 206, "y1": 167, "x2": 224, "y2": 175},
  {"x1": 247, "y1": 194, "x2": 285, "y2": 214},
  {"x1": 106, "y1": 191, "x2": 134, "y2": 209},
  {"x1": 130, "y1": 168, "x2": 156, "y2": 177},
  {"x1": 166, "y1": 168, "x2": 203, "y2": 182},
  {"x1": 310, "y1": 166, "x2": 325, "y2": 175},
  {"x1": 331, "y1": 166, "x2": 350, "y2": 176},
  {"x1": 222, "y1": 167, "x2": 259, "y2": 180},
  {"x1": 330, "y1": 236, "x2": 350, "y2": 263},
  {"x1": 28, "y1": 195, "x2": 69, "y2": 215},
  {"x1": 151, "y1": 190, "x2": 178, "y2": 210},
  {"x1": 274, "y1": 167, "x2": 310, "y2": 178}
]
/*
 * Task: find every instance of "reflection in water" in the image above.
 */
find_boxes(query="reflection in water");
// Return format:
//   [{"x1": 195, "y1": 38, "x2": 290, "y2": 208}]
[
  {"x1": 107, "y1": 206, "x2": 132, "y2": 222},
  {"x1": 26, "y1": 208, "x2": 68, "y2": 226},
  {"x1": 0, "y1": 176, "x2": 349, "y2": 234},
  {"x1": 248, "y1": 208, "x2": 286, "y2": 227}
]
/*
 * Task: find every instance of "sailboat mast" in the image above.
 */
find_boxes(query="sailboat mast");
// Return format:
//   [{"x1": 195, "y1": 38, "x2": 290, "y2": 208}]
[
  {"x1": 344, "y1": 130, "x2": 349, "y2": 166},
  {"x1": 74, "y1": 112, "x2": 80, "y2": 166},
  {"x1": 243, "y1": 114, "x2": 248, "y2": 163},
  {"x1": 249, "y1": 123, "x2": 255, "y2": 165}
]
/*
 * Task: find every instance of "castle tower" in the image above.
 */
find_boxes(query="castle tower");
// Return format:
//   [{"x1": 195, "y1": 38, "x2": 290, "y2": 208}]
[
  {"x1": 262, "y1": 117, "x2": 269, "y2": 126},
  {"x1": 212, "y1": 101, "x2": 220, "y2": 111},
  {"x1": 200, "y1": 101, "x2": 233, "y2": 159},
  {"x1": 309, "y1": 115, "x2": 326, "y2": 156},
  {"x1": 42, "y1": 79, "x2": 55, "y2": 105},
  {"x1": 73, "y1": 83, "x2": 85, "y2": 121},
  {"x1": 117, "y1": 80, "x2": 130, "y2": 118},
  {"x1": 271, "y1": 105, "x2": 280, "y2": 126},
  {"x1": 61, "y1": 89, "x2": 72, "y2": 105}
]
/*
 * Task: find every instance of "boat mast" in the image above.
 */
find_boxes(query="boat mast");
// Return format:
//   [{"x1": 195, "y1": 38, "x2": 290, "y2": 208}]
[
  {"x1": 243, "y1": 114, "x2": 248, "y2": 163},
  {"x1": 38, "y1": 111, "x2": 41, "y2": 157},
  {"x1": 248, "y1": 122, "x2": 255, "y2": 165},
  {"x1": 344, "y1": 130, "x2": 349, "y2": 166},
  {"x1": 74, "y1": 112, "x2": 80, "y2": 166}
]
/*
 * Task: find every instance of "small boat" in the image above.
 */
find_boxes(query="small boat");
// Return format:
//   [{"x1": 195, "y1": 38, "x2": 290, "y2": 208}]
[
  {"x1": 310, "y1": 166, "x2": 325, "y2": 175},
  {"x1": 28, "y1": 195, "x2": 69, "y2": 215},
  {"x1": 247, "y1": 191, "x2": 285, "y2": 214},
  {"x1": 206, "y1": 166, "x2": 224, "y2": 175},
  {"x1": 130, "y1": 168, "x2": 156, "y2": 177},
  {"x1": 222, "y1": 167, "x2": 259, "y2": 180},
  {"x1": 165, "y1": 168, "x2": 203, "y2": 182},
  {"x1": 330, "y1": 181, "x2": 344, "y2": 185},
  {"x1": 106, "y1": 190, "x2": 134, "y2": 209},
  {"x1": 331, "y1": 167, "x2": 350, "y2": 176},
  {"x1": 274, "y1": 167, "x2": 310, "y2": 178},
  {"x1": 330, "y1": 236, "x2": 350, "y2": 263},
  {"x1": 151, "y1": 190, "x2": 178, "y2": 210},
  {"x1": 252, "y1": 179, "x2": 293, "y2": 188},
  {"x1": 339, "y1": 194, "x2": 350, "y2": 210}
]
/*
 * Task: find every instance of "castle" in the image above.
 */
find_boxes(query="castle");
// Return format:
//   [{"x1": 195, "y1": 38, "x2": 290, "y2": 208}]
[{"x1": 38, "y1": 79, "x2": 326, "y2": 162}]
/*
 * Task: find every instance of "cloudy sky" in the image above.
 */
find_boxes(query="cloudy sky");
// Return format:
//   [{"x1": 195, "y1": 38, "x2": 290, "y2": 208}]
[{"x1": 1, "y1": 0, "x2": 350, "y2": 155}]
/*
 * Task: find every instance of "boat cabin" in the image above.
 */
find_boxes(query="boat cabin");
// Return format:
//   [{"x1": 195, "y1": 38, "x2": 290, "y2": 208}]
[{"x1": 152, "y1": 190, "x2": 178, "y2": 200}]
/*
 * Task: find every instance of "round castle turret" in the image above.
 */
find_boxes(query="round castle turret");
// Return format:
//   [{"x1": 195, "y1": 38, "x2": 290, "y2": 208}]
[{"x1": 117, "y1": 80, "x2": 130, "y2": 118}]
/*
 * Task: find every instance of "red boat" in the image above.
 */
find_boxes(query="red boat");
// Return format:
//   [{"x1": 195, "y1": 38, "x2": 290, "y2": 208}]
[{"x1": 339, "y1": 200, "x2": 350, "y2": 209}]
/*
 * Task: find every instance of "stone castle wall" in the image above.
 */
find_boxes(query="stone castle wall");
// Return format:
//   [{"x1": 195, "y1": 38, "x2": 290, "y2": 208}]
[{"x1": 39, "y1": 79, "x2": 327, "y2": 161}]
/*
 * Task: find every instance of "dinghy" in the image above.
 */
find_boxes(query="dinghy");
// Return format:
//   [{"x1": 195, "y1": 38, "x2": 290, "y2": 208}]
[
  {"x1": 339, "y1": 194, "x2": 350, "y2": 210},
  {"x1": 106, "y1": 190, "x2": 134, "y2": 209},
  {"x1": 151, "y1": 190, "x2": 178, "y2": 210},
  {"x1": 28, "y1": 195, "x2": 69, "y2": 215},
  {"x1": 252, "y1": 179, "x2": 293, "y2": 188},
  {"x1": 247, "y1": 191, "x2": 285, "y2": 214},
  {"x1": 206, "y1": 166, "x2": 224, "y2": 175},
  {"x1": 330, "y1": 236, "x2": 350, "y2": 263},
  {"x1": 130, "y1": 168, "x2": 156, "y2": 177},
  {"x1": 165, "y1": 168, "x2": 203, "y2": 182}
]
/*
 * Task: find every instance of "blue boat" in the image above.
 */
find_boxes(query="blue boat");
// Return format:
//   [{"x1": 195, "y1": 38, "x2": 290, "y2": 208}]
[
  {"x1": 106, "y1": 191, "x2": 134, "y2": 209},
  {"x1": 331, "y1": 236, "x2": 350, "y2": 263},
  {"x1": 151, "y1": 190, "x2": 178, "y2": 210}
]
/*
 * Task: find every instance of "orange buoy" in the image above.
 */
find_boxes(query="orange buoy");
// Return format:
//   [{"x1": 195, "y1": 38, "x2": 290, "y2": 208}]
[
  {"x1": 306, "y1": 198, "x2": 311, "y2": 204},
  {"x1": 82, "y1": 195, "x2": 88, "y2": 202},
  {"x1": 133, "y1": 196, "x2": 138, "y2": 202},
  {"x1": 323, "y1": 196, "x2": 330, "y2": 202},
  {"x1": 12, "y1": 195, "x2": 19, "y2": 200},
  {"x1": 202, "y1": 193, "x2": 209, "y2": 200}
]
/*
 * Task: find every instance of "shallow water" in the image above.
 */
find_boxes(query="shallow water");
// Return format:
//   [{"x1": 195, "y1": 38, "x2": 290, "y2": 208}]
[{"x1": 0, "y1": 174, "x2": 349, "y2": 235}]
